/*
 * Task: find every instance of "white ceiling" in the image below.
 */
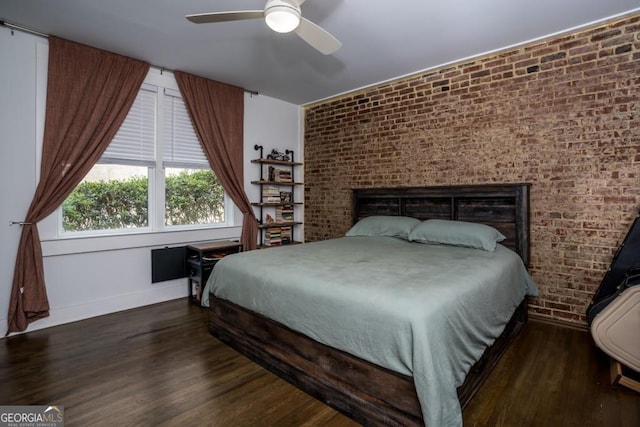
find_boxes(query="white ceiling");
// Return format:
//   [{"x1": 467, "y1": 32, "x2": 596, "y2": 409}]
[{"x1": 1, "y1": 0, "x2": 639, "y2": 105}]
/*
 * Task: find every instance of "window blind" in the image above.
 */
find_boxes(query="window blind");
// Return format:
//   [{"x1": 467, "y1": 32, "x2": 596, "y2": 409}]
[
  {"x1": 100, "y1": 88, "x2": 156, "y2": 166},
  {"x1": 163, "y1": 89, "x2": 209, "y2": 169}
]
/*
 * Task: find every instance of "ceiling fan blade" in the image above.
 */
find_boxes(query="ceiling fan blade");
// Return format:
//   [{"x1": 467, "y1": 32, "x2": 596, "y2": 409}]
[
  {"x1": 186, "y1": 11, "x2": 264, "y2": 24},
  {"x1": 295, "y1": 17, "x2": 342, "y2": 55}
]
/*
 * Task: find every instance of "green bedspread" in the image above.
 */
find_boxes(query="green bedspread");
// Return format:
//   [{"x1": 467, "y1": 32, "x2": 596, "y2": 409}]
[{"x1": 203, "y1": 236, "x2": 537, "y2": 427}]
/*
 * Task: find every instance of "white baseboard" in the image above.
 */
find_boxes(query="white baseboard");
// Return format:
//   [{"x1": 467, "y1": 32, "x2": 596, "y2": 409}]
[{"x1": 1, "y1": 282, "x2": 187, "y2": 338}]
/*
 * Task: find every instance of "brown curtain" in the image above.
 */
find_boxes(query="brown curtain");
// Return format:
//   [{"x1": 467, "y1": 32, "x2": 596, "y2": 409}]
[
  {"x1": 6, "y1": 37, "x2": 149, "y2": 335},
  {"x1": 174, "y1": 71, "x2": 258, "y2": 252}
]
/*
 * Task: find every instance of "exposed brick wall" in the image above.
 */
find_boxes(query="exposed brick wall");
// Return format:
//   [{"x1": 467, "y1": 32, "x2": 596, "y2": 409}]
[{"x1": 303, "y1": 15, "x2": 640, "y2": 326}]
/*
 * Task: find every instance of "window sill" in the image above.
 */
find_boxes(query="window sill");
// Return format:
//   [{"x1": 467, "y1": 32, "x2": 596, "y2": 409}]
[{"x1": 41, "y1": 226, "x2": 242, "y2": 257}]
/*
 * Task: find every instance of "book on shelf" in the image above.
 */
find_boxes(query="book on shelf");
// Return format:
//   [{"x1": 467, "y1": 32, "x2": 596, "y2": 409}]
[
  {"x1": 262, "y1": 185, "x2": 281, "y2": 203},
  {"x1": 266, "y1": 165, "x2": 292, "y2": 183},
  {"x1": 264, "y1": 225, "x2": 293, "y2": 246},
  {"x1": 264, "y1": 226, "x2": 282, "y2": 246},
  {"x1": 275, "y1": 205, "x2": 294, "y2": 222},
  {"x1": 281, "y1": 226, "x2": 292, "y2": 245},
  {"x1": 202, "y1": 253, "x2": 229, "y2": 262},
  {"x1": 262, "y1": 164, "x2": 272, "y2": 180}
]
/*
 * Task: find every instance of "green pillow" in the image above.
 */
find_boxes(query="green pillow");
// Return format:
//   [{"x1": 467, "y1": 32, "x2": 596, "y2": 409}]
[
  {"x1": 409, "y1": 219, "x2": 506, "y2": 251},
  {"x1": 346, "y1": 215, "x2": 421, "y2": 240}
]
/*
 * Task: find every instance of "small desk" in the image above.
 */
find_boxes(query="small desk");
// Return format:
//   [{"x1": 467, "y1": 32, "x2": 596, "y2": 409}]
[{"x1": 186, "y1": 240, "x2": 242, "y2": 305}]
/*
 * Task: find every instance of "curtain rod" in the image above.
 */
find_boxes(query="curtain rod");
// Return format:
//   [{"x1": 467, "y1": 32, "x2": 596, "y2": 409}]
[
  {"x1": 0, "y1": 19, "x2": 259, "y2": 96},
  {"x1": 1, "y1": 20, "x2": 48, "y2": 38}
]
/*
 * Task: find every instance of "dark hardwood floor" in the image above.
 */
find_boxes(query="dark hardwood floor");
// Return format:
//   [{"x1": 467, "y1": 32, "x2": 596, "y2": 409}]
[{"x1": 1, "y1": 299, "x2": 638, "y2": 426}]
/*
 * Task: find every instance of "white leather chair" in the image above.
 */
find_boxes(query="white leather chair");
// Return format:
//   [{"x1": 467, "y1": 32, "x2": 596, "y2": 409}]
[{"x1": 591, "y1": 286, "x2": 640, "y2": 392}]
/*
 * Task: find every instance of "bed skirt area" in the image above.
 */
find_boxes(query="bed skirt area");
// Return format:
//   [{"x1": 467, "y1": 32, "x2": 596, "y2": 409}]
[{"x1": 208, "y1": 295, "x2": 528, "y2": 426}]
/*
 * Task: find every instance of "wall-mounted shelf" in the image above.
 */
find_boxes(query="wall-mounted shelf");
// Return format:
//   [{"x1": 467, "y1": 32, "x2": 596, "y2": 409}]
[
  {"x1": 257, "y1": 221, "x2": 303, "y2": 229},
  {"x1": 252, "y1": 145, "x2": 303, "y2": 248},
  {"x1": 251, "y1": 158, "x2": 303, "y2": 166},
  {"x1": 250, "y1": 180, "x2": 305, "y2": 186}
]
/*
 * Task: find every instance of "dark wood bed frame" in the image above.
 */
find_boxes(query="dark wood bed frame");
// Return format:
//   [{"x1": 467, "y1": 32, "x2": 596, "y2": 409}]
[{"x1": 209, "y1": 183, "x2": 531, "y2": 426}]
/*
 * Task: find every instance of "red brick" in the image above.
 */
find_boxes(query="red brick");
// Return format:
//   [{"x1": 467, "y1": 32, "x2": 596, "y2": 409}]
[{"x1": 303, "y1": 15, "x2": 640, "y2": 326}]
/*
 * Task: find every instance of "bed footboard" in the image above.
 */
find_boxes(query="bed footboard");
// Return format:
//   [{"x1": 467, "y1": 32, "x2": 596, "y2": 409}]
[{"x1": 209, "y1": 295, "x2": 528, "y2": 426}]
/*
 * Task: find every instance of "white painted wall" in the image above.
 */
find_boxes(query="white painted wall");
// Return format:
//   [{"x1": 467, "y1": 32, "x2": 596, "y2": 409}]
[
  {"x1": 244, "y1": 93, "x2": 304, "y2": 241},
  {"x1": 0, "y1": 29, "x2": 40, "y2": 335},
  {"x1": 0, "y1": 27, "x2": 302, "y2": 336}
]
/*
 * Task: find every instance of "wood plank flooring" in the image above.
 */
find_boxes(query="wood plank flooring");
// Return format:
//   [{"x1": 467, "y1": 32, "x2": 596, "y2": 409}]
[{"x1": 1, "y1": 299, "x2": 638, "y2": 426}]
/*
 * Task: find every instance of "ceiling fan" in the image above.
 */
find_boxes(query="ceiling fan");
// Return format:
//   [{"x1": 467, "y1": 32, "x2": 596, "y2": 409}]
[{"x1": 186, "y1": 0, "x2": 342, "y2": 55}]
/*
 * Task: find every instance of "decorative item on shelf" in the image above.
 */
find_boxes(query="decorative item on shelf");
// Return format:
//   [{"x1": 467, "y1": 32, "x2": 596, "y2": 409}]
[
  {"x1": 266, "y1": 149, "x2": 290, "y2": 162},
  {"x1": 265, "y1": 213, "x2": 275, "y2": 224},
  {"x1": 280, "y1": 191, "x2": 293, "y2": 203}
]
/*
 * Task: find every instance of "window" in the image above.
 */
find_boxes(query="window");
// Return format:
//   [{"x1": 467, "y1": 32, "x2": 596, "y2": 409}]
[
  {"x1": 61, "y1": 82, "x2": 227, "y2": 236},
  {"x1": 163, "y1": 90, "x2": 224, "y2": 226}
]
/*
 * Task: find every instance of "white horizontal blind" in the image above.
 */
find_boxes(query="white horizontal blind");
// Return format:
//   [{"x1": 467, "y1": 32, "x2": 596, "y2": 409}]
[
  {"x1": 100, "y1": 88, "x2": 156, "y2": 166},
  {"x1": 163, "y1": 89, "x2": 209, "y2": 169}
]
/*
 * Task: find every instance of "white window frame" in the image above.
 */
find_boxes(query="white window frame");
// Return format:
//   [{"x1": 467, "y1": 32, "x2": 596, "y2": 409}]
[
  {"x1": 37, "y1": 67, "x2": 239, "y2": 254},
  {"x1": 159, "y1": 88, "x2": 227, "y2": 230},
  {"x1": 57, "y1": 84, "x2": 158, "y2": 237}
]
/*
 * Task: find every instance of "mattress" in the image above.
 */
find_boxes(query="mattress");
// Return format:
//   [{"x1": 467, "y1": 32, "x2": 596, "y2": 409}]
[{"x1": 204, "y1": 236, "x2": 537, "y2": 426}]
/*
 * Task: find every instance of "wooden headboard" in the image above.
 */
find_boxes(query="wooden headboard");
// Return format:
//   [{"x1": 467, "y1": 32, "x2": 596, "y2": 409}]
[{"x1": 353, "y1": 183, "x2": 531, "y2": 266}]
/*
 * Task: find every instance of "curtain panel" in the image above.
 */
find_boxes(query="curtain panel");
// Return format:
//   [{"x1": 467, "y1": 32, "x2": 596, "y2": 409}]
[
  {"x1": 6, "y1": 37, "x2": 149, "y2": 335},
  {"x1": 174, "y1": 71, "x2": 258, "y2": 252}
]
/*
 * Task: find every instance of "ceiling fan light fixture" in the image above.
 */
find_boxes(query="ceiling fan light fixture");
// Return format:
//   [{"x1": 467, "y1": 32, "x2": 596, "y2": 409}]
[
  {"x1": 185, "y1": 0, "x2": 342, "y2": 55},
  {"x1": 264, "y1": 1, "x2": 301, "y2": 33}
]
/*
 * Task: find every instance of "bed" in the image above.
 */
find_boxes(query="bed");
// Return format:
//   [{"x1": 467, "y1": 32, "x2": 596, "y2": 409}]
[{"x1": 204, "y1": 183, "x2": 536, "y2": 426}]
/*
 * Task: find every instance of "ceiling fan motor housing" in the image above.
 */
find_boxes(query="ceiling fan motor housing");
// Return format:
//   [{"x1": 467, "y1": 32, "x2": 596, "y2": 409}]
[{"x1": 264, "y1": 0, "x2": 302, "y2": 33}]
